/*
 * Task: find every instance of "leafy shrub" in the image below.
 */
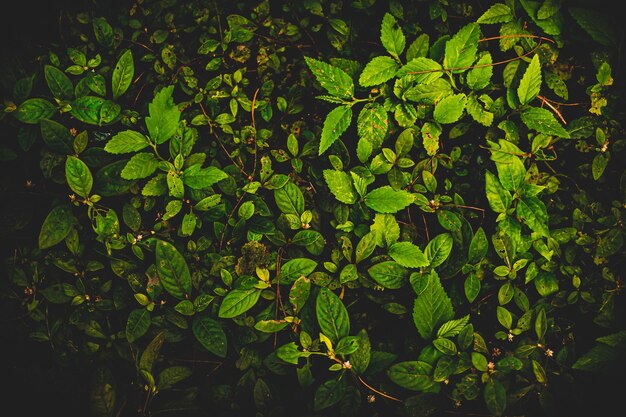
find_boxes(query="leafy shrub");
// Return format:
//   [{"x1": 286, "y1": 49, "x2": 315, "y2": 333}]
[{"x1": 1, "y1": 0, "x2": 624, "y2": 416}]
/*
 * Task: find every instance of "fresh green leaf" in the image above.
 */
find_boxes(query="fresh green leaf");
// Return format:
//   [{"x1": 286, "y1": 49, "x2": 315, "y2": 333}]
[
  {"x1": 388, "y1": 242, "x2": 429, "y2": 268},
  {"x1": 433, "y1": 93, "x2": 467, "y2": 124},
  {"x1": 323, "y1": 169, "x2": 357, "y2": 204},
  {"x1": 155, "y1": 240, "x2": 192, "y2": 299},
  {"x1": 425, "y1": 233, "x2": 453, "y2": 268},
  {"x1": 517, "y1": 55, "x2": 542, "y2": 106},
  {"x1": 444, "y1": 23, "x2": 480, "y2": 73},
  {"x1": 368, "y1": 261, "x2": 409, "y2": 289},
  {"x1": 380, "y1": 13, "x2": 405, "y2": 59},
  {"x1": 521, "y1": 107, "x2": 570, "y2": 138},
  {"x1": 126, "y1": 309, "x2": 151, "y2": 343},
  {"x1": 359, "y1": 56, "x2": 398, "y2": 87},
  {"x1": 477, "y1": 3, "x2": 513, "y2": 24},
  {"x1": 413, "y1": 271, "x2": 454, "y2": 339},
  {"x1": 121, "y1": 153, "x2": 158, "y2": 180},
  {"x1": 305, "y1": 57, "x2": 354, "y2": 99},
  {"x1": 65, "y1": 156, "x2": 93, "y2": 198},
  {"x1": 316, "y1": 287, "x2": 350, "y2": 344},
  {"x1": 112, "y1": 49, "x2": 134, "y2": 99},
  {"x1": 364, "y1": 186, "x2": 415, "y2": 213},
  {"x1": 145, "y1": 85, "x2": 180, "y2": 144},
  {"x1": 319, "y1": 105, "x2": 352, "y2": 155}
]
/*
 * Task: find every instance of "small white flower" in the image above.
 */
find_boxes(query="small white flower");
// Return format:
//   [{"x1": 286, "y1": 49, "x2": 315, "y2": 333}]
[
  {"x1": 488, "y1": 362, "x2": 495, "y2": 371},
  {"x1": 343, "y1": 361, "x2": 352, "y2": 369},
  {"x1": 545, "y1": 349, "x2": 554, "y2": 357},
  {"x1": 507, "y1": 332, "x2": 514, "y2": 342}
]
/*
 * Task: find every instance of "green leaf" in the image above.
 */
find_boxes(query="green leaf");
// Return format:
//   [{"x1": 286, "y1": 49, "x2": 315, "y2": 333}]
[
  {"x1": 395, "y1": 57, "x2": 444, "y2": 83},
  {"x1": 182, "y1": 165, "x2": 228, "y2": 189},
  {"x1": 192, "y1": 316, "x2": 227, "y2": 358},
  {"x1": 371, "y1": 213, "x2": 400, "y2": 247},
  {"x1": 388, "y1": 242, "x2": 429, "y2": 268},
  {"x1": 404, "y1": 78, "x2": 452, "y2": 104},
  {"x1": 424, "y1": 233, "x2": 453, "y2": 268},
  {"x1": 466, "y1": 95, "x2": 494, "y2": 127},
  {"x1": 305, "y1": 57, "x2": 354, "y2": 99},
  {"x1": 406, "y1": 33, "x2": 430, "y2": 61},
  {"x1": 368, "y1": 261, "x2": 409, "y2": 289},
  {"x1": 93, "y1": 16, "x2": 114, "y2": 48},
  {"x1": 357, "y1": 103, "x2": 388, "y2": 162},
  {"x1": 495, "y1": 157, "x2": 526, "y2": 192},
  {"x1": 387, "y1": 361, "x2": 436, "y2": 391},
  {"x1": 142, "y1": 174, "x2": 167, "y2": 196},
  {"x1": 254, "y1": 320, "x2": 289, "y2": 333},
  {"x1": 437, "y1": 315, "x2": 470, "y2": 339},
  {"x1": 104, "y1": 130, "x2": 150, "y2": 154},
  {"x1": 39, "y1": 205, "x2": 74, "y2": 249},
  {"x1": 65, "y1": 156, "x2": 93, "y2": 198},
  {"x1": 280, "y1": 258, "x2": 317, "y2": 284},
  {"x1": 70, "y1": 96, "x2": 120, "y2": 125},
  {"x1": 40, "y1": 118, "x2": 73, "y2": 153},
  {"x1": 218, "y1": 288, "x2": 262, "y2": 318},
  {"x1": 351, "y1": 329, "x2": 371, "y2": 374},
  {"x1": 468, "y1": 227, "x2": 489, "y2": 264},
  {"x1": 319, "y1": 105, "x2": 352, "y2": 155},
  {"x1": 592, "y1": 154, "x2": 608, "y2": 180},
  {"x1": 155, "y1": 240, "x2": 192, "y2": 299},
  {"x1": 444, "y1": 23, "x2": 480, "y2": 73},
  {"x1": 464, "y1": 274, "x2": 481, "y2": 303},
  {"x1": 112, "y1": 49, "x2": 134, "y2": 99},
  {"x1": 274, "y1": 182, "x2": 304, "y2": 216},
  {"x1": 359, "y1": 56, "x2": 398, "y2": 87},
  {"x1": 314, "y1": 379, "x2": 344, "y2": 411},
  {"x1": 433, "y1": 93, "x2": 467, "y2": 124},
  {"x1": 157, "y1": 366, "x2": 193, "y2": 389},
  {"x1": 433, "y1": 337, "x2": 457, "y2": 355},
  {"x1": 485, "y1": 170, "x2": 512, "y2": 213},
  {"x1": 484, "y1": 379, "x2": 507, "y2": 416},
  {"x1": 44, "y1": 65, "x2": 73, "y2": 100},
  {"x1": 14, "y1": 98, "x2": 56, "y2": 124},
  {"x1": 466, "y1": 53, "x2": 493, "y2": 90},
  {"x1": 121, "y1": 153, "x2": 158, "y2": 180},
  {"x1": 289, "y1": 276, "x2": 311, "y2": 313},
  {"x1": 517, "y1": 197, "x2": 549, "y2": 237},
  {"x1": 569, "y1": 7, "x2": 616, "y2": 46},
  {"x1": 413, "y1": 271, "x2": 454, "y2": 339},
  {"x1": 477, "y1": 3, "x2": 513, "y2": 24},
  {"x1": 146, "y1": 85, "x2": 180, "y2": 144},
  {"x1": 521, "y1": 107, "x2": 570, "y2": 138},
  {"x1": 380, "y1": 13, "x2": 405, "y2": 59},
  {"x1": 517, "y1": 55, "x2": 542, "y2": 106},
  {"x1": 126, "y1": 309, "x2": 151, "y2": 343},
  {"x1": 535, "y1": 308, "x2": 547, "y2": 340},
  {"x1": 316, "y1": 287, "x2": 350, "y2": 344},
  {"x1": 323, "y1": 170, "x2": 357, "y2": 204},
  {"x1": 535, "y1": 271, "x2": 559, "y2": 297},
  {"x1": 364, "y1": 186, "x2": 415, "y2": 213}
]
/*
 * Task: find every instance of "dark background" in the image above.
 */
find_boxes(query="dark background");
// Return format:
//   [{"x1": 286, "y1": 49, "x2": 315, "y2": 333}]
[{"x1": 0, "y1": 0, "x2": 625, "y2": 416}]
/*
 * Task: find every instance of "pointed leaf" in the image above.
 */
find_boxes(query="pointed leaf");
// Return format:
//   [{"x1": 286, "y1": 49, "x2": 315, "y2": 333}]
[
  {"x1": 521, "y1": 107, "x2": 570, "y2": 138},
  {"x1": 218, "y1": 288, "x2": 262, "y2": 318},
  {"x1": 380, "y1": 13, "x2": 405, "y2": 59},
  {"x1": 316, "y1": 287, "x2": 350, "y2": 344},
  {"x1": 359, "y1": 56, "x2": 399, "y2": 87},
  {"x1": 388, "y1": 242, "x2": 429, "y2": 268},
  {"x1": 182, "y1": 165, "x2": 228, "y2": 189},
  {"x1": 444, "y1": 23, "x2": 480, "y2": 73},
  {"x1": 39, "y1": 204, "x2": 74, "y2": 249},
  {"x1": 395, "y1": 57, "x2": 443, "y2": 83},
  {"x1": 323, "y1": 170, "x2": 357, "y2": 204},
  {"x1": 192, "y1": 316, "x2": 227, "y2": 357},
  {"x1": 65, "y1": 156, "x2": 93, "y2": 197},
  {"x1": 305, "y1": 57, "x2": 354, "y2": 99},
  {"x1": 412, "y1": 271, "x2": 454, "y2": 339},
  {"x1": 112, "y1": 49, "x2": 134, "y2": 99},
  {"x1": 44, "y1": 65, "x2": 73, "y2": 100},
  {"x1": 280, "y1": 258, "x2": 317, "y2": 284},
  {"x1": 364, "y1": 186, "x2": 415, "y2": 213},
  {"x1": 368, "y1": 261, "x2": 409, "y2": 289},
  {"x1": 477, "y1": 3, "x2": 513, "y2": 24},
  {"x1": 424, "y1": 233, "x2": 453, "y2": 268},
  {"x1": 517, "y1": 55, "x2": 542, "y2": 105},
  {"x1": 126, "y1": 309, "x2": 151, "y2": 343},
  {"x1": 517, "y1": 197, "x2": 549, "y2": 237},
  {"x1": 104, "y1": 130, "x2": 150, "y2": 154},
  {"x1": 121, "y1": 152, "x2": 158, "y2": 180},
  {"x1": 146, "y1": 85, "x2": 180, "y2": 144},
  {"x1": 433, "y1": 93, "x2": 467, "y2": 124},
  {"x1": 156, "y1": 240, "x2": 192, "y2": 299},
  {"x1": 319, "y1": 105, "x2": 352, "y2": 155}
]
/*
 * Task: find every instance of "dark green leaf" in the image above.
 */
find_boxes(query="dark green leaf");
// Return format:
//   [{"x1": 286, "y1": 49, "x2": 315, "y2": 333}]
[
  {"x1": 218, "y1": 288, "x2": 261, "y2": 318},
  {"x1": 66, "y1": 156, "x2": 93, "y2": 197},
  {"x1": 39, "y1": 205, "x2": 74, "y2": 249},
  {"x1": 112, "y1": 49, "x2": 134, "y2": 99},
  {"x1": 316, "y1": 287, "x2": 350, "y2": 344},
  {"x1": 192, "y1": 316, "x2": 227, "y2": 358},
  {"x1": 126, "y1": 309, "x2": 151, "y2": 343},
  {"x1": 155, "y1": 240, "x2": 192, "y2": 299},
  {"x1": 413, "y1": 271, "x2": 454, "y2": 339}
]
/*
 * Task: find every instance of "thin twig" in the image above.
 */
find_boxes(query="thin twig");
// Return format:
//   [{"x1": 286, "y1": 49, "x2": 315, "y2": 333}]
[{"x1": 357, "y1": 375, "x2": 402, "y2": 402}]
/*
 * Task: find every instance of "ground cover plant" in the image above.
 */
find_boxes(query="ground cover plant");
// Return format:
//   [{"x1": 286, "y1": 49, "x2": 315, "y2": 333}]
[{"x1": 0, "y1": 0, "x2": 625, "y2": 416}]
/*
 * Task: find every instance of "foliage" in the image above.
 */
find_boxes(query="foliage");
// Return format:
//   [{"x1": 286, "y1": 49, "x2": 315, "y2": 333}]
[{"x1": 0, "y1": 0, "x2": 624, "y2": 416}]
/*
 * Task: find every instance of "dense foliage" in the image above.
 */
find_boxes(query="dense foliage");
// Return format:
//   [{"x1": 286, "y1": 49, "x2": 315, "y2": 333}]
[{"x1": 1, "y1": 0, "x2": 625, "y2": 416}]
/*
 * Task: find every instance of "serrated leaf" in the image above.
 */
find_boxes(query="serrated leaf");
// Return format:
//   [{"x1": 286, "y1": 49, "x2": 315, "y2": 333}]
[
  {"x1": 192, "y1": 316, "x2": 227, "y2": 358},
  {"x1": 316, "y1": 287, "x2": 350, "y2": 344},
  {"x1": 126, "y1": 309, "x2": 151, "y2": 343},
  {"x1": 517, "y1": 197, "x2": 549, "y2": 237},
  {"x1": 104, "y1": 130, "x2": 150, "y2": 154},
  {"x1": 142, "y1": 174, "x2": 167, "y2": 196},
  {"x1": 569, "y1": 7, "x2": 616, "y2": 46},
  {"x1": 370, "y1": 213, "x2": 400, "y2": 248},
  {"x1": 146, "y1": 85, "x2": 180, "y2": 144},
  {"x1": 404, "y1": 78, "x2": 452, "y2": 104},
  {"x1": 368, "y1": 261, "x2": 409, "y2": 289},
  {"x1": 437, "y1": 315, "x2": 470, "y2": 338},
  {"x1": 305, "y1": 56, "x2": 354, "y2": 99},
  {"x1": 156, "y1": 240, "x2": 192, "y2": 299},
  {"x1": 388, "y1": 361, "x2": 436, "y2": 391},
  {"x1": 521, "y1": 107, "x2": 570, "y2": 138},
  {"x1": 218, "y1": 288, "x2": 262, "y2": 318},
  {"x1": 424, "y1": 233, "x2": 453, "y2": 268},
  {"x1": 466, "y1": 53, "x2": 493, "y2": 90},
  {"x1": 39, "y1": 205, "x2": 74, "y2": 249},
  {"x1": 466, "y1": 95, "x2": 493, "y2": 127},
  {"x1": 388, "y1": 242, "x2": 429, "y2": 268},
  {"x1": 517, "y1": 55, "x2": 542, "y2": 106},
  {"x1": 65, "y1": 156, "x2": 93, "y2": 197},
  {"x1": 413, "y1": 271, "x2": 454, "y2": 339},
  {"x1": 359, "y1": 56, "x2": 399, "y2": 87},
  {"x1": 121, "y1": 153, "x2": 158, "y2": 180},
  {"x1": 433, "y1": 93, "x2": 467, "y2": 124},
  {"x1": 44, "y1": 65, "x2": 73, "y2": 100},
  {"x1": 495, "y1": 156, "x2": 526, "y2": 192},
  {"x1": 364, "y1": 186, "x2": 415, "y2": 213},
  {"x1": 477, "y1": 3, "x2": 513, "y2": 24},
  {"x1": 319, "y1": 105, "x2": 352, "y2": 155},
  {"x1": 380, "y1": 13, "x2": 405, "y2": 59},
  {"x1": 323, "y1": 170, "x2": 357, "y2": 204},
  {"x1": 112, "y1": 49, "x2": 134, "y2": 99},
  {"x1": 406, "y1": 33, "x2": 430, "y2": 61},
  {"x1": 395, "y1": 57, "x2": 443, "y2": 83},
  {"x1": 444, "y1": 23, "x2": 480, "y2": 73},
  {"x1": 182, "y1": 165, "x2": 228, "y2": 189},
  {"x1": 357, "y1": 103, "x2": 388, "y2": 157}
]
